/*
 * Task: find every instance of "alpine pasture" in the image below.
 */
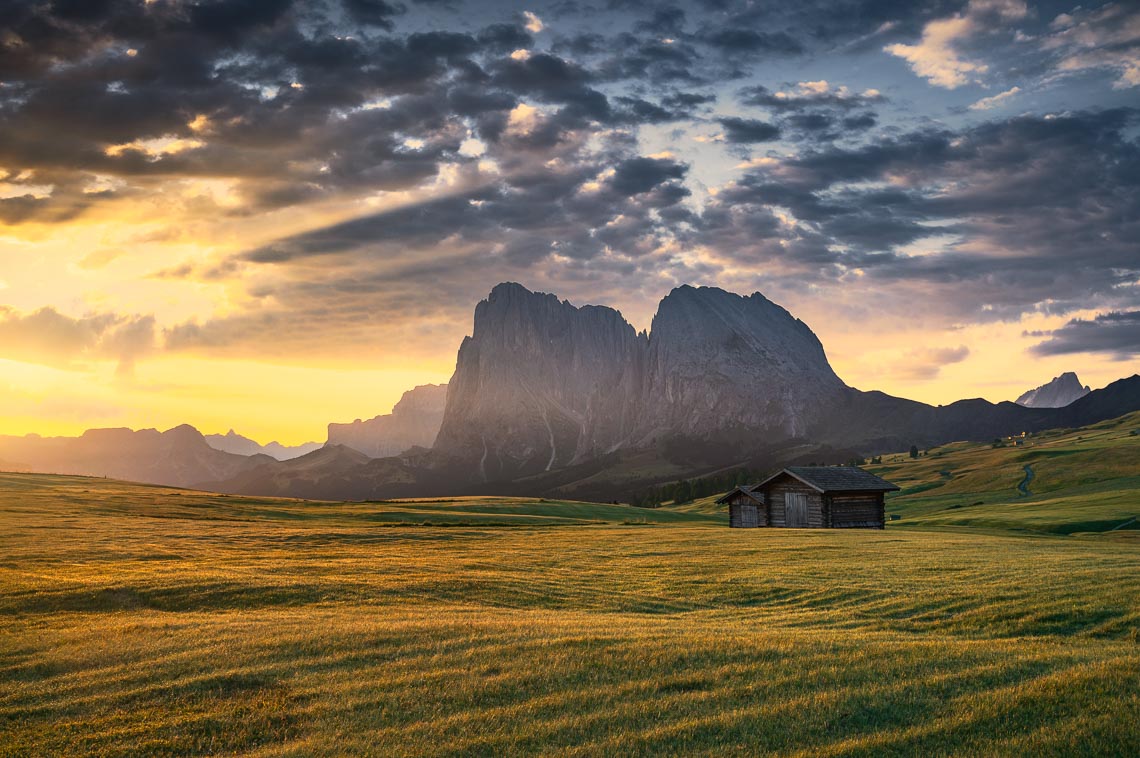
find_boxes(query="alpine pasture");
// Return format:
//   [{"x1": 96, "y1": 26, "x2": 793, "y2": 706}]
[{"x1": 3, "y1": 416, "x2": 1140, "y2": 756}]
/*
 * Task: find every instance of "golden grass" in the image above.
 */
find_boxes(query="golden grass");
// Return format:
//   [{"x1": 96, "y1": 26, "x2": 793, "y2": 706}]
[{"x1": 2, "y1": 473, "x2": 1139, "y2": 755}]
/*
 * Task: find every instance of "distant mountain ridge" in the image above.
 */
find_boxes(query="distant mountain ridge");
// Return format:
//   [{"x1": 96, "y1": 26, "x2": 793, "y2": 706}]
[
  {"x1": 0, "y1": 424, "x2": 268, "y2": 487},
  {"x1": 1016, "y1": 372, "x2": 1091, "y2": 408},
  {"x1": 204, "y1": 430, "x2": 323, "y2": 460},
  {"x1": 327, "y1": 383, "x2": 447, "y2": 458},
  {"x1": 4, "y1": 283, "x2": 1139, "y2": 502}
]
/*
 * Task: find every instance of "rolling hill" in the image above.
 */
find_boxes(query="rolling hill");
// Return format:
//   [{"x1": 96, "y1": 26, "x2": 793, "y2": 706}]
[
  {"x1": 2, "y1": 468, "x2": 1137, "y2": 755},
  {"x1": 868, "y1": 410, "x2": 1140, "y2": 535}
]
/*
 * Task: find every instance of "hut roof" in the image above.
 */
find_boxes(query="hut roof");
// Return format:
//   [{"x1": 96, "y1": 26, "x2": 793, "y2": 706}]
[
  {"x1": 756, "y1": 466, "x2": 900, "y2": 494},
  {"x1": 714, "y1": 485, "x2": 763, "y2": 504}
]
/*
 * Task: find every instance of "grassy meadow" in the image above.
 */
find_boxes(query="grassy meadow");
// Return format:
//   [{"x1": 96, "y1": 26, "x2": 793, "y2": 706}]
[{"x1": 3, "y1": 464, "x2": 1140, "y2": 756}]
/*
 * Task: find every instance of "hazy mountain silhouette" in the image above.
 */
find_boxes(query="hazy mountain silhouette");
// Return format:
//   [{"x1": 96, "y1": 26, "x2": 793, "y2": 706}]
[
  {"x1": 0, "y1": 424, "x2": 268, "y2": 487},
  {"x1": 204, "y1": 429, "x2": 322, "y2": 460},
  {"x1": 327, "y1": 383, "x2": 447, "y2": 457},
  {"x1": 8, "y1": 284, "x2": 1138, "y2": 500}
]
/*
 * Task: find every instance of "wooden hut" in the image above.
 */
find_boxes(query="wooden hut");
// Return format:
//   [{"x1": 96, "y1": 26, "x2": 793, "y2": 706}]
[{"x1": 717, "y1": 466, "x2": 899, "y2": 529}]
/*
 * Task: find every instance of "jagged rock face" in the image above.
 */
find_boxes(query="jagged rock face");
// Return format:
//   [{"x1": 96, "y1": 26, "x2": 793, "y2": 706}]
[
  {"x1": 1016, "y1": 372, "x2": 1091, "y2": 408},
  {"x1": 637, "y1": 286, "x2": 848, "y2": 442},
  {"x1": 432, "y1": 283, "x2": 647, "y2": 480},
  {"x1": 327, "y1": 383, "x2": 448, "y2": 458},
  {"x1": 433, "y1": 282, "x2": 847, "y2": 480}
]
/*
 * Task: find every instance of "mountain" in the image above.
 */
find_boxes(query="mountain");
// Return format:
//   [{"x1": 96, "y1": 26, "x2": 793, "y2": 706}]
[
  {"x1": 202, "y1": 283, "x2": 1140, "y2": 501},
  {"x1": 427, "y1": 284, "x2": 1140, "y2": 493},
  {"x1": 0, "y1": 424, "x2": 268, "y2": 487},
  {"x1": 1016, "y1": 372, "x2": 1091, "y2": 408},
  {"x1": 635, "y1": 285, "x2": 848, "y2": 445},
  {"x1": 433, "y1": 282, "x2": 647, "y2": 480},
  {"x1": 327, "y1": 383, "x2": 448, "y2": 457},
  {"x1": 432, "y1": 282, "x2": 846, "y2": 480},
  {"x1": 204, "y1": 429, "x2": 323, "y2": 460}
]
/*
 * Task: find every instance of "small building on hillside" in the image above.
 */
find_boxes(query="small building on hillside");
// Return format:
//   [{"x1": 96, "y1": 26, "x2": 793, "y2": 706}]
[{"x1": 716, "y1": 466, "x2": 899, "y2": 529}]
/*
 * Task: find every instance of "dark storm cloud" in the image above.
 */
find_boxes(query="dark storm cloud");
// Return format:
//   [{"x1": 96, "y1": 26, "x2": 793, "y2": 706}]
[
  {"x1": 477, "y1": 23, "x2": 534, "y2": 53},
  {"x1": 1029, "y1": 312, "x2": 1140, "y2": 360},
  {"x1": 634, "y1": 7, "x2": 687, "y2": 35},
  {"x1": 237, "y1": 143, "x2": 689, "y2": 265},
  {"x1": 342, "y1": 0, "x2": 406, "y2": 28},
  {"x1": 0, "y1": 0, "x2": 942, "y2": 229},
  {"x1": 697, "y1": 108, "x2": 1140, "y2": 324},
  {"x1": 0, "y1": 2, "x2": 670, "y2": 222},
  {"x1": 716, "y1": 117, "x2": 780, "y2": 143},
  {"x1": 609, "y1": 157, "x2": 687, "y2": 195},
  {"x1": 739, "y1": 84, "x2": 886, "y2": 111},
  {"x1": 489, "y1": 53, "x2": 611, "y2": 121},
  {"x1": 594, "y1": 34, "x2": 704, "y2": 84}
]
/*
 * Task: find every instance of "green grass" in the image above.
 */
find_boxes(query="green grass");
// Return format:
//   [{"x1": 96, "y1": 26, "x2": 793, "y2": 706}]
[
  {"x1": 866, "y1": 411, "x2": 1140, "y2": 535},
  {"x1": 0, "y1": 472, "x2": 719, "y2": 527},
  {"x1": 2, "y1": 472, "x2": 1139, "y2": 755}
]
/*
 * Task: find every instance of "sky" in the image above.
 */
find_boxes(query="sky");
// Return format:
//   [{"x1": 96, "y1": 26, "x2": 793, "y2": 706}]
[{"x1": 1, "y1": 0, "x2": 1138, "y2": 444}]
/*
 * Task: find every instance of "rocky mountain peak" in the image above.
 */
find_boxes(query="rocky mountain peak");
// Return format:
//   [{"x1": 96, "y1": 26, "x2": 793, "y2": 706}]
[
  {"x1": 433, "y1": 282, "x2": 849, "y2": 481},
  {"x1": 433, "y1": 283, "x2": 647, "y2": 479},
  {"x1": 1016, "y1": 372, "x2": 1092, "y2": 408},
  {"x1": 636, "y1": 285, "x2": 846, "y2": 443}
]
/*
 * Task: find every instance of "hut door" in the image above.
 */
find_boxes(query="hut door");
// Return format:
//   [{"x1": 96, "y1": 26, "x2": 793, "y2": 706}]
[
  {"x1": 786, "y1": 493, "x2": 808, "y2": 528},
  {"x1": 740, "y1": 504, "x2": 759, "y2": 528}
]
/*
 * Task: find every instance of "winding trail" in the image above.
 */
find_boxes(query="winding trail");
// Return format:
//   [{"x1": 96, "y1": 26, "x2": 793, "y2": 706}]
[
  {"x1": 1109, "y1": 517, "x2": 1138, "y2": 532},
  {"x1": 1017, "y1": 464, "x2": 1035, "y2": 497}
]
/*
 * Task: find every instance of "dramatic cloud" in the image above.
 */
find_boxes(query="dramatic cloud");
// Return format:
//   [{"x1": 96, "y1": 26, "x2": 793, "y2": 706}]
[
  {"x1": 0, "y1": 307, "x2": 155, "y2": 373},
  {"x1": 739, "y1": 81, "x2": 885, "y2": 111},
  {"x1": 696, "y1": 108, "x2": 1140, "y2": 323},
  {"x1": 1029, "y1": 312, "x2": 1140, "y2": 360},
  {"x1": 736, "y1": 81, "x2": 883, "y2": 141},
  {"x1": 1043, "y1": 3, "x2": 1140, "y2": 88},
  {"x1": 968, "y1": 85, "x2": 1021, "y2": 110},
  {"x1": 885, "y1": 0, "x2": 1028, "y2": 88},
  {"x1": 715, "y1": 117, "x2": 781, "y2": 143},
  {"x1": 2, "y1": 0, "x2": 1139, "y2": 420},
  {"x1": 899, "y1": 345, "x2": 971, "y2": 379}
]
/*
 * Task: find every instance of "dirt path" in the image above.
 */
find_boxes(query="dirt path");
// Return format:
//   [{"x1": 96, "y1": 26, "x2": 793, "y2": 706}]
[
  {"x1": 1109, "y1": 516, "x2": 1138, "y2": 532},
  {"x1": 1017, "y1": 464, "x2": 1034, "y2": 496}
]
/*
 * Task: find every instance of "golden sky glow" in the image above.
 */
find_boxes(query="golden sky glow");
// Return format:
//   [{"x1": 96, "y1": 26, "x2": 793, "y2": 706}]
[
  {"x1": 0, "y1": 200, "x2": 1131, "y2": 446},
  {"x1": 1, "y1": 0, "x2": 1138, "y2": 445}
]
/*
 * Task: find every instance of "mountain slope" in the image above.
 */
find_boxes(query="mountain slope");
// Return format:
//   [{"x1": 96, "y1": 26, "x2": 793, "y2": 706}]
[
  {"x1": 195, "y1": 444, "x2": 444, "y2": 500},
  {"x1": 0, "y1": 424, "x2": 267, "y2": 487},
  {"x1": 867, "y1": 409, "x2": 1140, "y2": 535},
  {"x1": 433, "y1": 282, "x2": 854, "y2": 480}
]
